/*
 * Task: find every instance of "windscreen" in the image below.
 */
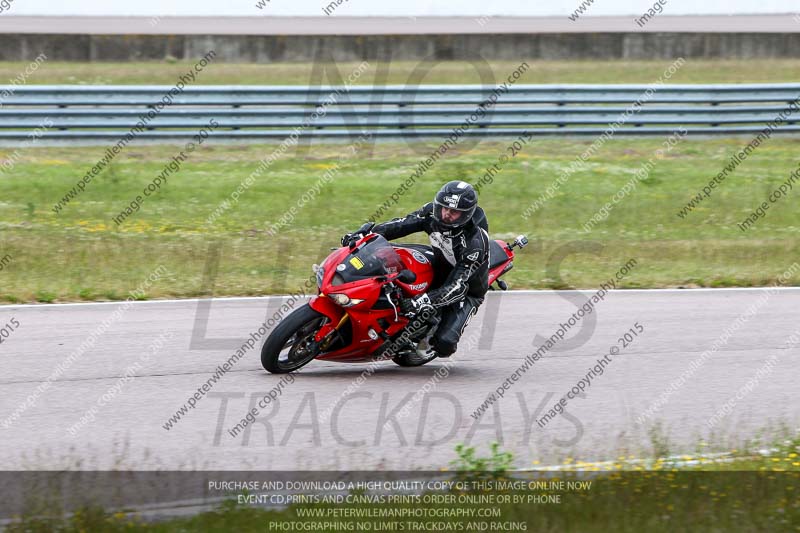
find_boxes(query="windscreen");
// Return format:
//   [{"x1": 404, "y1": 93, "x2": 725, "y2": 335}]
[{"x1": 335, "y1": 235, "x2": 404, "y2": 282}]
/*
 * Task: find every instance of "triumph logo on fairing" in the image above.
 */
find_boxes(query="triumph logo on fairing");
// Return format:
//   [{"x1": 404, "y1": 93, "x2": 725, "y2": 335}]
[{"x1": 409, "y1": 282, "x2": 428, "y2": 291}]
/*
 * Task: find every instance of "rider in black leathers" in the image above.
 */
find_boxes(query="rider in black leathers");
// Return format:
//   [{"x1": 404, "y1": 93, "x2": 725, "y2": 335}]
[{"x1": 342, "y1": 181, "x2": 490, "y2": 358}]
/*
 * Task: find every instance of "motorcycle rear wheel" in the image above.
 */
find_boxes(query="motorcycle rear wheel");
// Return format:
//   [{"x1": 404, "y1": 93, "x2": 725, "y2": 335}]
[{"x1": 261, "y1": 304, "x2": 327, "y2": 374}]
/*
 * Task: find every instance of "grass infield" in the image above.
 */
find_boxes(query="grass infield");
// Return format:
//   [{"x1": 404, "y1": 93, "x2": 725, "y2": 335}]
[
  {"x1": 1, "y1": 135, "x2": 799, "y2": 302},
  {"x1": 4, "y1": 58, "x2": 800, "y2": 85}
]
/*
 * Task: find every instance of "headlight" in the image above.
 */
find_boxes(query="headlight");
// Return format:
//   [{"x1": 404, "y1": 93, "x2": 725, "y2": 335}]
[{"x1": 329, "y1": 293, "x2": 364, "y2": 307}]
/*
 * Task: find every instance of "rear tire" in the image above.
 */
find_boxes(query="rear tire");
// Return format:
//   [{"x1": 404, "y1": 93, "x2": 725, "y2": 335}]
[{"x1": 261, "y1": 304, "x2": 327, "y2": 374}]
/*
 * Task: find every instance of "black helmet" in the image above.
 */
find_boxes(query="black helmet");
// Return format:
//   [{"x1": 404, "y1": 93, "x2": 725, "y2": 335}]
[{"x1": 432, "y1": 181, "x2": 478, "y2": 230}]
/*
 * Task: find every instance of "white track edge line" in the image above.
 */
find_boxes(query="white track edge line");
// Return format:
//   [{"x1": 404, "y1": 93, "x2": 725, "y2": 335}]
[{"x1": 2, "y1": 286, "x2": 798, "y2": 309}]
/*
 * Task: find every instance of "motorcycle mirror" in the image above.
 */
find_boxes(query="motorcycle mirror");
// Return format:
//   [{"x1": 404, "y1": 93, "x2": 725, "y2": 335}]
[
  {"x1": 510, "y1": 235, "x2": 529, "y2": 250},
  {"x1": 396, "y1": 269, "x2": 417, "y2": 284}
]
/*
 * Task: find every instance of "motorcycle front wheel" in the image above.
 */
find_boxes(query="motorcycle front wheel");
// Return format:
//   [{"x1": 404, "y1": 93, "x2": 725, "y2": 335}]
[{"x1": 261, "y1": 304, "x2": 327, "y2": 374}]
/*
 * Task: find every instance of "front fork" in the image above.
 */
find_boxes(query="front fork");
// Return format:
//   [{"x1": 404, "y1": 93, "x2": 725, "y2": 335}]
[{"x1": 308, "y1": 295, "x2": 348, "y2": 347}]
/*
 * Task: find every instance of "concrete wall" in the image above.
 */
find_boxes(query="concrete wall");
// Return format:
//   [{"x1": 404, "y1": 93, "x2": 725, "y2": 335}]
[{"x1": 2, "y1": 33, "x2": 799, "y2": 62}]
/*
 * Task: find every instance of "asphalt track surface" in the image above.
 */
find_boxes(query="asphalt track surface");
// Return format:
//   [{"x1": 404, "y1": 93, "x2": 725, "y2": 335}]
[{"x1": 1, "y1": 288, "x2": 798, "y2": 471}]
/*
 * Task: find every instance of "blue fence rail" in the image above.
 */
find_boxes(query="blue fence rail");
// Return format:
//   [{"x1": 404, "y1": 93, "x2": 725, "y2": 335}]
[{"x1": 1, "y1": 84, "x2": 799, "y2": 140}]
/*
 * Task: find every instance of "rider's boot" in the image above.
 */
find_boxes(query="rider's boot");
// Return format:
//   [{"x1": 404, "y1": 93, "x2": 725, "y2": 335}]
[{"x1": 416, "y1": 336, "x2": 448, "y2": 359}]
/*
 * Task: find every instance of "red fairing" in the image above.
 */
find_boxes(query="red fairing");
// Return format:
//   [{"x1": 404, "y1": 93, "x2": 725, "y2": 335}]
[
  {"x1": 308, "y1": 295, "x2": 345, "y2": 341},
  {"x1": 305, "y1": 233, "x2": 516, "y2": 364},
  {"x1": 488, "y1": 239, "x2": 514, "y2": 286},
  {"x1": 393, "y1": 247, "x2": 435, "y2": 297},
  {"x1": 309, "y1": 237, "x2": 412, "y2": 362}
]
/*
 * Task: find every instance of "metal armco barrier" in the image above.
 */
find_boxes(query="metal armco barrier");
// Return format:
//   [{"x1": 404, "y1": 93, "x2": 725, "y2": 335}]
[{"x1": 1, "y1": 84, "x2": 799, "y2": 140}]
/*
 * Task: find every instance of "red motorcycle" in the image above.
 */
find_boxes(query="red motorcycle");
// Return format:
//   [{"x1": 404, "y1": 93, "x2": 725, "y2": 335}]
[{"x1": 261, "y1": 230, "x2": 528, "y2": 373}]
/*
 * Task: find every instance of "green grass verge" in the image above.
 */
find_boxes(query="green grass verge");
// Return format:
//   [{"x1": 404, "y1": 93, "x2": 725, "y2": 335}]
[
  {"x1": 4, "y1": 58, "x2": 800, "y2": 85},
  {"x1": 1, "y1": 136, "x2": 800, "y2": 302}
]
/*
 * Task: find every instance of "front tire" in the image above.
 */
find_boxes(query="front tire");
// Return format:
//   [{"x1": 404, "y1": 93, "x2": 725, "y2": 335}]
[{"x1": 261, "y1": 304, "x2": 327, "y2": 374}]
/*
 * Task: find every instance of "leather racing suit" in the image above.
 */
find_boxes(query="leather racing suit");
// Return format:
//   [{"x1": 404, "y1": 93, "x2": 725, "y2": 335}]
[{"x1": 372, "y1": 202, "x2": 490, "y2": 356}]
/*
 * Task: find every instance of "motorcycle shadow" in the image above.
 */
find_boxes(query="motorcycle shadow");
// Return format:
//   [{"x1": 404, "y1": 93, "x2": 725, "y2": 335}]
[{"x1": 284, "y1": 360, "x2": 473, "y2": 379}]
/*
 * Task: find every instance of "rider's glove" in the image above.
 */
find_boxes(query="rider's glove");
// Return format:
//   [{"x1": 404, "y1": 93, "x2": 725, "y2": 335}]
[
  {"x1": 341, "y1": 232, "x2": 364, "y2": 247},
  {"x1": 399, "y1": 293, "x2": 434, "y2": 317},
  {"x1": 341, "y1": 222, "x2": 376, "y2": 248}
]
